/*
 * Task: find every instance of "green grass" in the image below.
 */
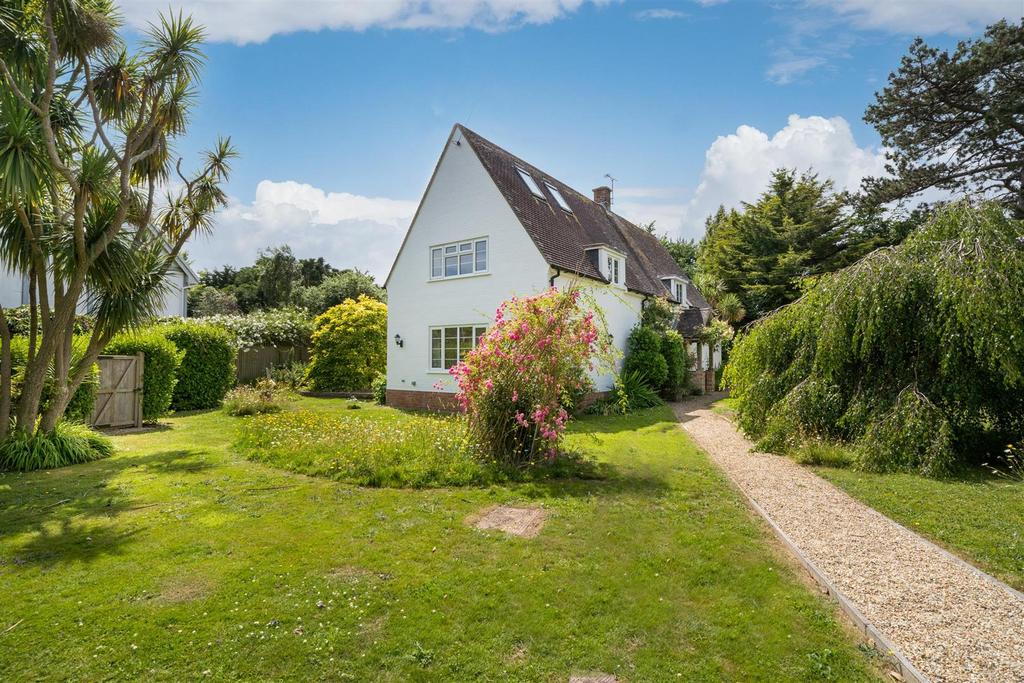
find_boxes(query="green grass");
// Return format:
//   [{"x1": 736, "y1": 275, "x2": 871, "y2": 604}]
[
  {"x1": 0, "y1": 397, "x2": 881, "y2": 681},
  {"x1": 816, "y1": 466, "x2": 1024, "y2": 592},
  {"x1": 710, "y1": 396, "x2": 738, "y2": 418},
  {"x1": 235, "y1": 404, "x2": 597, "y2": 488}
]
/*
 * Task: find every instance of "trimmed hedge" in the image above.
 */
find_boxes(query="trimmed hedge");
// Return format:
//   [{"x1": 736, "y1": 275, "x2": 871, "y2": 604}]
[
  {"x1": 105, "y1": 330, "x2": 184, "y2": 420},
  {"x1": 623, "y1": 325, "x2": 668, "y2": 389},
  {"x1": 660, "y1": 330, "x2": 691, "y2": 400},
  {"x1": 162, "y1": 323, "x2": 237, "y2": 410},
  {"x1": 9, "y1": 336, "x2": 99, "y2": 423}
]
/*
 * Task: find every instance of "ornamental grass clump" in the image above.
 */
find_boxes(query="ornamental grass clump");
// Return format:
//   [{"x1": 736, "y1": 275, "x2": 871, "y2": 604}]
[
  {"x1": 451, "y1": 286, "x2": 614, "y2": 466},
  {"x1": 724, "y1": 202, "x2": 1024, "y2": 476}
]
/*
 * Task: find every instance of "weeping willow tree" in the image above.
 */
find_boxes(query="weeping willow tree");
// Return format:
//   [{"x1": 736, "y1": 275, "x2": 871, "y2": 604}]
[
  {"x1": 0, "y1": 1, "x2": 234, "y2": 451},
  {"x1": 724, "y1": 202, "x2": 1024, "y2": 476}
]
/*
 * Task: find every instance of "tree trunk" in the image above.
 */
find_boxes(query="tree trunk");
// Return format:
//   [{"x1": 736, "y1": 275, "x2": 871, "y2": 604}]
[
  {"x1": 0, "y1": 306, "x2": 11, "y2": 440},
  {"x1": 15, "y1": 273, "x2": 87, "y2": 434},
  {"x1": 39, "y1": 330, "x2": 107, "y2": 432}
]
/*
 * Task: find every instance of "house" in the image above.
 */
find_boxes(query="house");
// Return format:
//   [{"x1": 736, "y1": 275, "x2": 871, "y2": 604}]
[
  {"x1": 0, "y1": 250, "x2": 199, "y2": 318},
  {"x1": 384, "y1": 124, "x2": 721, "y2": 410}
]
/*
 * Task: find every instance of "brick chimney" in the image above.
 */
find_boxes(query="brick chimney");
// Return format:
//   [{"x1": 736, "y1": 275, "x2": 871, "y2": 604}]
[{"x1": 593, "y1": 185, "x2": 612, "y2": 209}]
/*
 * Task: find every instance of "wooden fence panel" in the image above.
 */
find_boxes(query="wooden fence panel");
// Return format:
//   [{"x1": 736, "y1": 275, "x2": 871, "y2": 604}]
[
  {"x1": 92, "y1": 353, "x2": 144, "y2": 428},
  {"x1": 236, "y1": 346, "x2": 307, "y2": 383}
]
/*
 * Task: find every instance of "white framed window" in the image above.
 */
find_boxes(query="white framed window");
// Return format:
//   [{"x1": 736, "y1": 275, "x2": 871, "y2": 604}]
[
  {"x1": 545, "y1": 183, "x2": 572, "y2": 212},
  {"x1": 430, "y1": 325, "x2": 487, "y2": 370},
  {"x1": 606, "y1": 254, "x2": 622, "y2": 285},
  {"x1": 430, "y1": 238, "x2": 488, "y2": 279},
  {"x1": 516, "y1": 166, "x2": 545, "y2": 198},
  {"x1": 675, "y1": 282, "x2": 684, "y2": 302}
]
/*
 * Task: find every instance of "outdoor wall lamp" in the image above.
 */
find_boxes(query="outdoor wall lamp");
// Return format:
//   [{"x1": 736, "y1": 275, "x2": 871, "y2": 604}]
[{"x1": 394, "y1": 334, "x2": 404, "y2": 348}]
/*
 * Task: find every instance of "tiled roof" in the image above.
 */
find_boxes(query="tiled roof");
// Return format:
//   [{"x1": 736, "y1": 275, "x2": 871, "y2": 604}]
[
  {"x1": 677, "y1": 306, "x2": 711, "y2": 338},
  {"x1": 457, "y1": 124, "x2": 703, "y2": 299}
]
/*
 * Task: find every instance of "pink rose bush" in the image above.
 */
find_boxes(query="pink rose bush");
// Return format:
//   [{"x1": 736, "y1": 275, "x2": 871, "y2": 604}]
[{"x1": 451, "y1": 286, "x2": 613, "y2": 466}]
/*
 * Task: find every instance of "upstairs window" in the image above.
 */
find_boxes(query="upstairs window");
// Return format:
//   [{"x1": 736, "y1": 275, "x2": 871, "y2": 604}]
[
  {"x1": 545, "y1": 183, "x2": 572, "y2": 212},
  {"x1": 516, "y1": 166, "x2": 545, "y2": 198},
  {"x1": 431, "y1": 238, "x2": 488, "y2": 279},
  {"x1": 606, "y1": 254, "x2": 621, "y2": 285},
  {"x1": 675, "y1": 282, "x2": 684, "y2": 302}
]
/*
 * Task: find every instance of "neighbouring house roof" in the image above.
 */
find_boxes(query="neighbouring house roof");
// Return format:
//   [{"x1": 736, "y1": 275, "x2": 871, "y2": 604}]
[{"x1": 456, "y1": 125, "x2": 702, "y2": 300}]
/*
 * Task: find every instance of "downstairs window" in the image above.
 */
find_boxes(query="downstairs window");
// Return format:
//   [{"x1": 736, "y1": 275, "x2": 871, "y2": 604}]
[{"x1": 430, "y1": 325, "x2": 487, "y2": 370}]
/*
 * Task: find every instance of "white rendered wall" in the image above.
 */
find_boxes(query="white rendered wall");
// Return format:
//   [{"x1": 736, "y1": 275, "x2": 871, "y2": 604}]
[
  {"x1": 156, "y1": 267, "x2": 186, "y2": 318},
  {"x1": 0, "y1": 269, "x2": 25, "y2": 309},
  {"x1": 550, "y1": 271, "x2": 643, "y2": 391},
  {"x1": 386, "y1": 134, "x2": 552, "y2": 394}
]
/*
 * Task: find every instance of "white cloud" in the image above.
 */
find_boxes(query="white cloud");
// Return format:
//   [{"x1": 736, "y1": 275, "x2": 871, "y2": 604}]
[
  {"x1": 119, "y1": 0, "x2": 610, "y2": 44},
  {"x1": 766, "y1": 55, "x2": 827, "y2": 84},
  {"x1": 816, "y1": 0, "x2": 1022, "y2": 35},
  {"x1": 677, "y1": 114, "x2": 888, "y2": 238},
  {"x1": 188, "y1": 180, "x2": 417, "y2": 280},
  {"x1": 634, "y1": 8, "x2": 687, "y2": 20}
]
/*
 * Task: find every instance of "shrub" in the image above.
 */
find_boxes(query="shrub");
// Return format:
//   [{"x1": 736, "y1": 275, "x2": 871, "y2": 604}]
[
  {"x1": 371, "y1": 371, "x2": 387, "y2": 405},
  {"x1": 450, "y1": 287, "x2": 613, "y2": 465},
  {"x1": 614, "y1": 369, "x2": 663, "y2": 412},
  {"x1": 0, "y1": 421, "x2": 113, "y2": 472},
  {"x1": 3, "y1": 306, "x2": 93, "y2": 336},
  {"x1": 725, "y1": 202, "x2": 1024, "y2": 476},
  {"x1": 9, "y1": 337, "x2": 99, "y2": 423},
  {"x1": 162, "y1": 323, "x2": 237, "y2": 410},
  {"x1": 660, "y1": 330, "x2": 691, "y2": 400},
  {"x1": 623, "y1": 325, "x2": 668, "y2": 389},
  {"x1": 105, "y1": 329, "x2": 184, "y2": 420},
  {"x1": 267, "y1": 360, "x2": 307, "y2": 389},
  {"x1": 183, "y1": 307, "x2": 313, "y2": 350},
  {"x1": 223, "y1": 378, "x2": 288, "y2": 416},
  {"x1": 791, "y1": 441, "x2": 855, "y2": 468},
  {"x1": 305, "y1": 295, "x2": 387, "y2": 392}
]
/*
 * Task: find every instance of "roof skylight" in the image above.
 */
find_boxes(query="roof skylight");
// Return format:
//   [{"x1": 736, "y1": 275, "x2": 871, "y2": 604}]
[
  {"x1": 545, "y1": 183, "x2": 572, "y2": 212},
  {"x1": 516, "y1": 166, "x2": 545, "y2": 199}
]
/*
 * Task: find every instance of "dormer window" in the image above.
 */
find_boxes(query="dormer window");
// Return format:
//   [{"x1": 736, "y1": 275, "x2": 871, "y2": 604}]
[
  {"x1": 516, "y1": 166, "x2": 545, "y2": 198},
  {"x1": 607, "y1": 255, "x2": 620, "y2": 284},
  {"x1": 662, "y1": 276, "x2": 689, "y2": 305}
]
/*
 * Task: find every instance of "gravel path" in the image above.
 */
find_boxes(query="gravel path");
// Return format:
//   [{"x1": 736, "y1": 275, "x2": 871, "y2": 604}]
[{"x1": 673, "y1": 395, "x2": 1024, "y2": 683}]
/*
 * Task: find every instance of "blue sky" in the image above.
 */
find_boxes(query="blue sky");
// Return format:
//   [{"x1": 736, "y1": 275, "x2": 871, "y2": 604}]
[{"x1": 118, "y1": 0, "x2": 1022, "y2": 278}]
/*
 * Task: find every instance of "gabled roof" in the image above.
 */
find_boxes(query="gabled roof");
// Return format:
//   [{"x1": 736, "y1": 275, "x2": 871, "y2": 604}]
[{"x1": 456, "y1": 124, "x2": 698, "y2": 299}]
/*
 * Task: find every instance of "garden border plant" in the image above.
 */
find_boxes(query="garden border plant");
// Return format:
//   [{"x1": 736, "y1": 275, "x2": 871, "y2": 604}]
[
  {"x1": 449, "y1": 285, "x2": 615, "y2": 466},
  {"x1": 724, "y1": 202, "x2": 1024, "y2": 476}
]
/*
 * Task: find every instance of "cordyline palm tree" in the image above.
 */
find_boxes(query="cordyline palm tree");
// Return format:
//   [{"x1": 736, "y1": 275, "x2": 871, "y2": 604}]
[
  {"x1": 693, "y1": 273, "x2": 746, "y2": 324},
  {"x1": 0, "y1": 0, "x2": 235, "y2": 439}
]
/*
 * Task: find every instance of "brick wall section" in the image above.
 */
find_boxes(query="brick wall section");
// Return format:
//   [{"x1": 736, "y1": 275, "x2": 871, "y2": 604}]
[
  {"x1": 386, "y1": 389, "x2": 461, "y2": 412},
  {"x1": 691, "y1": 369, "x2": 716, "y2": 394},
  {"x1": 386, "y1": 389, "x2": 613, "y2": 413}
]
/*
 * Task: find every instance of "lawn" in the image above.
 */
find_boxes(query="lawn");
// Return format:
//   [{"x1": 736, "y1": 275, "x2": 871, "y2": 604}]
[
  {"x1": 0, "y1": 398, "x2": 881, "y2": 681},
  {"x1": 709, "y1": 398, "x2": 1024, "y2": 593}
]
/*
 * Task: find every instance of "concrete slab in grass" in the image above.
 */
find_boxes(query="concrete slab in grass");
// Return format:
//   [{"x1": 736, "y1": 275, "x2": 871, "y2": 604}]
[{"x1": 469, "y1": 505, "x2": 547, "y2": 538}]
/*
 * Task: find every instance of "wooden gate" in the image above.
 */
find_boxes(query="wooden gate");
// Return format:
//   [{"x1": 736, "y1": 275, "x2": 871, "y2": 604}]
[{"x1": 92, "y1": 353, "x2": 144, "y2": 428}]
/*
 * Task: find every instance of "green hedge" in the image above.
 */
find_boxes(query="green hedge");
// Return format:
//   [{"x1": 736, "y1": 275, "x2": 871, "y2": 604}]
[
  {"x1": 162, "y1": 323, "x2": 237, "y2": 410},
  {"x1": 623, "y1": 325, "x2": 668, "y2": 389},
  {"x1": 105, "y1": 330, "x2": 184, "y2": 420},
  {"x1": 9, "y1": 336, "x2": 99, "y2": 423}
]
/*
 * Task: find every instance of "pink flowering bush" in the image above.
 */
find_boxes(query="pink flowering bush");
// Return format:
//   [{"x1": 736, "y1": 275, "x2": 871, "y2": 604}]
[{"x1": 450, "y1": 286, "x2": 613, "y2": 466}]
